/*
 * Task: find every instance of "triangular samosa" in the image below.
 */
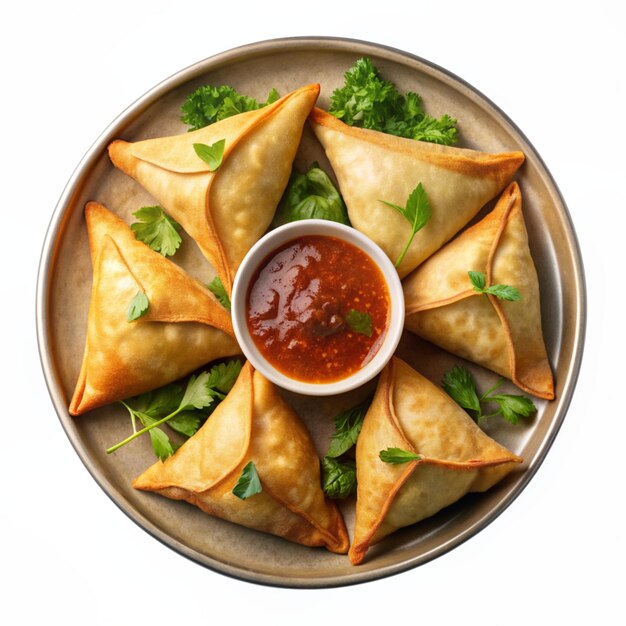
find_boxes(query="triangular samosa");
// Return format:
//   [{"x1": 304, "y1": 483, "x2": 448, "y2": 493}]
[
  {"x1": 133, "y1": 362, "x2": 349, "y2": 553},
  {"x1": 309, "y1": 108, "x2": 525, "y2": 277},
  {"x1": 403, "y1": 182, "x2": 554, "y2": 399},
  {"x1": 109, "y1": 84, "x2": 320, "y2": 294},
  {"x1": 69, "y1": 202, "x2": 240, "y2": 415},
  {"x1": 350, "y1": 357, "x2": 521, "y2": 565}
]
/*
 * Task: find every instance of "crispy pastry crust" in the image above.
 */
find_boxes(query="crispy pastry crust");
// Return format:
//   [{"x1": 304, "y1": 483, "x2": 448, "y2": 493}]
[
  {"x1": 349, "y1": 358, "x2": 522, "y2": 565},
  {"x1": 403, "y1": 182, "x2": 554, "y2": 399},
  {"x1": 308, "y1": 108, "x2": 525, "y2": 278},
  {"x1": 109, "y1": 84, "x2": 320, "y2": 294},
  {"x1": 133, "y1": 362, "x2": 349, "y2": 554},
  {"x1": 69, "y1": 202, "x2": 240, "y2": 415}
]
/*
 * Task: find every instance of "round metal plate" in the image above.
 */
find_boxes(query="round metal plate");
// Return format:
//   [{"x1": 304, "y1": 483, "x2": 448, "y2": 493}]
[{"x1": 36, "y1": 37, "x2": 585, "y2": 588}]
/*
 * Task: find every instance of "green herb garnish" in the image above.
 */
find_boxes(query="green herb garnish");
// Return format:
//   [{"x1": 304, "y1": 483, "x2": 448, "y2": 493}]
[
  {"x1": 346, "y1": 309, "x2": 373, "y2": 337},
  {"x1": 379, "y1": 448, "x2": 422, "y2": 464},
  {"x1": 321, "y1": 457, "x2": 357, "y2": 500},
  {"x1": 468, "y1": 271, "x2": 522, "y2": 302},
  {"x1": 130, "y1": 206, "x2": 182, "y2": 257},
  {"x1": 381, "y1": 181, "x2": 431, "y2": 268},
  {"x1": 108, "y1": 360, "x2": 243, "y2": 459},
  {"x1": 378, "y1": 448, "x2": 422, "y2": 465},
  {"x1": 273, "y1": 163, "x2": 349, "y2": 226},
  {"x1": 442, "y1": 365, "x2": 536, "y2": 425},
  {"x1": 329, "y1": 57, "x2": 457, "y2": 145},
  {"x1": 207, "y1": 276, "x2": 231, "y2": 311},
  {"x1": 127, "y1": 291, "x2": 149, "y2": 322},
  {"x1": 327, "y1": 394, "x2": 373, "y2": 458},
  {"x1": 193, "y1": 139, "x2": 225, "y2": 171},
  {"x1": 321, "y1": 395, "x2": 373, "y2": 500},
  {"x1": 182, "y1": 85, "x2": 279, "y2": 131},
  {"x1": 232, "y1": 461, "x2": 262, "y2": 500}
]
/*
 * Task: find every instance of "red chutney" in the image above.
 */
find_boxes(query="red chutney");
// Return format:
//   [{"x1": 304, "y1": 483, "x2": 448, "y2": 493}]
[{"x1": 246, "y1": 235, "x2": 390, "y2": 383}]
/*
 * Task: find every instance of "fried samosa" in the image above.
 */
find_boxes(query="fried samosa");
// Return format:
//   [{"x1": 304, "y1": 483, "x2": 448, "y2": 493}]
[
  {"x1": 403, "y1": 182, "x2": 554, "y2": 399},
  {"x1": 309, "y1": 108, "x2": 525, "y2": 277},
  {"x1": 69, "y1": 202, "x2": 240, "y2": 415},
  {"x1": 350, "y1": 357, "x2": 522, "y2": 565},
  {"x1": 109, "y1": 84, "x2": 320, "y2": 294},
  {"x1": 133, "y1": 362, "x2": 349, "y2": 553}
]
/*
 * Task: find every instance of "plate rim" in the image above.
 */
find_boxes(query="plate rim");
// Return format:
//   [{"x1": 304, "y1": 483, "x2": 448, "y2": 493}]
[{"x1": 36, "y1": 35, "x2": 587, "y2": 589}]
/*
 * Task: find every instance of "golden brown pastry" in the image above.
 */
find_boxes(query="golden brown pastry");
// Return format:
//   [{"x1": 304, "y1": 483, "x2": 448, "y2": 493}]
[
  {"x1": 350, "y1": 357, "x2": 522, "y2": 565},
  {"x1": 133, "y1": 362, "x2": 349, "y2": 553},
  {"x1": 69, "y1": 202, "x2": 240, "y2": 415},
  {"x1": 108, "y1": 84, "x2": 320, "y2": 294},
  {"x1": 403, "y1": 182, "x2": 554, "y2": 399},
  {"x1": 309, "y1": 107, "x2": 525, "y2": 277}
]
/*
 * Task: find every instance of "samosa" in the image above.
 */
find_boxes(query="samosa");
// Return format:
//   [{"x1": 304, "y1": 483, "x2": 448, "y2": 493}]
[
  {"x1": 69, "y1": 202, "x2": 240, "y2": 415},
  {"x1": 309, "y1": 107, "x2": 524, "y2": 277},
  {"x1": 403, "y1": 182, "x2": 554, "y2": 399},
  {"x1": 109, "y1": 84, "x2": 320, "y2": 293},
  {"x1": 133, "y1": 362, "x2": 349, "y2": 553},
  {"x1": 350, "y1": 357, "x2": 521, "y2": 565}
]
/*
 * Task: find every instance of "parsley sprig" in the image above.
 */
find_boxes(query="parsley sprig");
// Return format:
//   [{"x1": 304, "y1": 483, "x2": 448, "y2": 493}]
[
  {"x1": 345, "y1": 309, "x2": 373, "y2": 337},
  {"x1": 130, "y1": 206, "x2": 182, "y2": 257},
  {"x1": 329, "y1": 57, "x2": 458, "y2": 145},
  {"x1": 381, "y1": 182, "x2": 431, "y2": 268},
  {"x1": 273, "y1": 163, "x2": 350, "y2": 226},
  {"x1": 442, "y1": 365, "x2": 536, "y2": 425},
  {"x1": 232, "y1": 461, "x2": 262, "y2": 500},
  {"x1": 379, "y1": 448, "x2": 422, "y2": 464},
  {"x1": 193, "y1": 139, "x2": 225, "y2": 171},
  {"x1": 322, "y1": 457, "x2": 357, "y2": 500},
  {"x1": 207, "y1": 276, "x2": 231, "y2": 310},
  {"x1": 181, "y1": 85, "x2": 279, "y2": 131},
  {"x1": 468, "y1": 271, "x2": 521, "y2": 302},
  {"x1": 127, "y1": 291, "x2": 149, "y2": 322},
  {"x1": 107, "y1": 360, "x2": 243, "y2": 459},
  {"x1": 321, "y1": 394, "x2": 373, "y2": 499}
]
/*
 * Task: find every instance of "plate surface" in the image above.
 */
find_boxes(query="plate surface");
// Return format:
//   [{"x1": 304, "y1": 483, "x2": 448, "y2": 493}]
[{"x1": 36, "y1": 37, "x2": 585, "y2": 588}]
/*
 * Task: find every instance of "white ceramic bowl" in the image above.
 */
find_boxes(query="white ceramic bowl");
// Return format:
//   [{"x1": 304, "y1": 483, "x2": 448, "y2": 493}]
[{"x1": 231, "y1": 219, "x2": 405, "y2": 395}]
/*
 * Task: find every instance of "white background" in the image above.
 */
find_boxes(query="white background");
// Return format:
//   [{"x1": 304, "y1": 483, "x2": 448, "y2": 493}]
[{"x1": 2, "y1": 1, "x2": 623, "y2": 624}]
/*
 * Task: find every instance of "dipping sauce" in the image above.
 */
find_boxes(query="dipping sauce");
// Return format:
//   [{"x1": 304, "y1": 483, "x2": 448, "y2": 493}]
[{"x1": 246, "y1": 235, "x2": 390, "y2": 383}]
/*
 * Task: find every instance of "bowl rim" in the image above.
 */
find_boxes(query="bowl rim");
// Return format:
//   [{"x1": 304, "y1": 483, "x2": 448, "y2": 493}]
[
  {"x1": 36, "y1": 35, "x2": 587, "y2": 589},
  {"x1": 231, "y1": 219, "x2": 405, "y2": 395}
]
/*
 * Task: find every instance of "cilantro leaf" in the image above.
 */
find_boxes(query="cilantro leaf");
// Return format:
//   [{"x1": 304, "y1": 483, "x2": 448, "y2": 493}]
[
  {"x1": 346, "y1": 309, "x2": 373, "y2": 337},
  {"x1": 322, "y1": 457, "x2": 357, "y2": 499},
  {"x1": 327, "y1": 395, "x2": 372, "y2": 458},
  {"x1": 130, "y1": 206, "x2": 182, "y2": 257},
  {"x1": 467, "y1": 270, "x2": 487, "y2": 292},
  {"x1": 442, "y1": 365, "x2": 537, "y2": 425},
  {"x1": 129, "y1": 384, "x2": 183, "y2": 419},
  {"x1": 484, "y1": 284, "x2": 522, "y2": 301},
  {"x1": 126, "y1": 291, "x2": 149, "y2": 322},
  {"x1": 107, "y1": 360, "x2": 243, "y2": 457},
  {"x1": 442, "y1": 365, "x2": 481, "y2": 414},
  {"x1": 232, "y1": 461, "x2": 262, "y2": 499},
  {"x1": 381, "y1": 181, "x2": 431, "y2": 268},
  {"x1": 329, "y1": 57, "x2": 457, "y2": 145},
  {"x1": 468, "y1": 271, "x2": 522, "y2": 302},
  {"x1": 193, "y1": 139, "x2": 225, "y2": 171},
  {"x1": 133, "y1": 411, "x2": 176, "y2": 461},
  {"x1": 166, "y1": 411, "x2": 203, "y2": 437},
  {"x1": 146, "y1": 424, "x2": 176, "y2": 461},
  {"x1": 206, "y1": 360, "x2": 243, "y2": 395},
  {"x1": 487, "y1": 394, "x2": 537, "y2": 425},
  {"x1": 181, "y1": 85, "x2": 280, "y2": 131},
  {"x1": 178, "y1": 371, "x2": 217, "y2": 411},
  {"x1": 265, "y1": 88, "x2": 280, "y2": 104},
  {"x1": 273, "y1": 163, "x2": 350, "y2": 226},
  {"x1": 379, "y1": 448, "x2": 421, "y2": 464},
  {"x1": 207, "y1": 276, "x2": 231, "y2": 310}
]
